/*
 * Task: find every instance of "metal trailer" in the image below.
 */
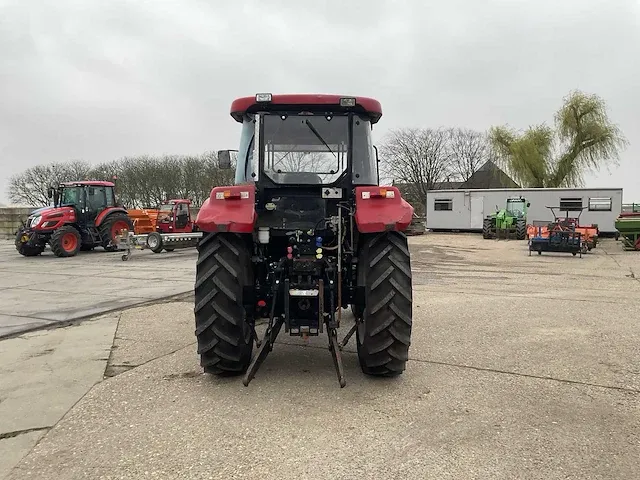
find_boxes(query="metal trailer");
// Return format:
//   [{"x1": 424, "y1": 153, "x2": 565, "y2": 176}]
[
  {"x1": 116, "y1": 231, "x2": 203, "y2": 261},
  {"x1": 425, "y1": 187, "x2": 623, "y2": 235},
  {"x1": 528, "y1": 228, "x2": 584, "y2": 257}
]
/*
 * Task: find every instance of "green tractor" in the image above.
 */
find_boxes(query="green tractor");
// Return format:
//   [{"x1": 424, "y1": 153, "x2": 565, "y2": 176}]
[{"x1": 482, "y1": 196, "x2": 530, "y2": 240}]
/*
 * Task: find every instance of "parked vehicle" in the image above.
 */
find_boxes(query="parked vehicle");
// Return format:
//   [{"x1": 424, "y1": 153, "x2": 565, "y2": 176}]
[
  {"x1": 482, "y1": 196, "x2": 529, "y2": 240},
  {"x1": 193, "y1": 93, "x2": 415, "y2": 388},
  {"x1": 15, "y1": 181, "x2": 133, "y2": 258}
]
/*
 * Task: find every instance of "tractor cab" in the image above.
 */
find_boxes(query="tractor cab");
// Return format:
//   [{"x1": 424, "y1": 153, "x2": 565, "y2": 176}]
[
  {"x1": 213, "y1": 94, "x2": 385, "y2": 236},
  {"x1": 49, "y1": 181, "x2": 119, "y2": 226},
  {"x1": 155, "y1": 199, "x2": 196, "y2": 233},
  {"x1": 505, "y1": 196, "x2": 530, "y2": 218},
  {"x1": 220, "y1": 94, "x2": 380, "y2": 188}
]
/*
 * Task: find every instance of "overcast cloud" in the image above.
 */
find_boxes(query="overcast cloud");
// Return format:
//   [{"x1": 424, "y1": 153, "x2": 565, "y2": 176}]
[{"x1": 1, "y1": 0, "x2": 638, "y2": 204}]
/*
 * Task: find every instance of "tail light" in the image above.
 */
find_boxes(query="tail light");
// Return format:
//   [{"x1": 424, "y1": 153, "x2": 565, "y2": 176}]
[
  {"x1": 215, "y1": 190, "x2": 250, "y2": 200},
  {"x1": 361, "y1": 188, "x2": 395, "y2": 199}
]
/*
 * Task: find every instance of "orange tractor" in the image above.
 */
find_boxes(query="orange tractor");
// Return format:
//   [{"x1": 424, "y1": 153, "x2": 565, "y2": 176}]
[{"x1": 526, "y1": 206, "x2": 598, "y2": 251}]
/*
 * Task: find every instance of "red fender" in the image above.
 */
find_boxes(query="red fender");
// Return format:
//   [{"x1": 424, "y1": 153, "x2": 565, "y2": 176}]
[
  {"x1": 196, "y1": 185, "x2": 256, "y2": 233},
  {"x1": 95, "y1": 207, "x2": 129, "y2": 227},
  {"x1": 354, "y1": 186, "x2": 414, "y2": 233}
]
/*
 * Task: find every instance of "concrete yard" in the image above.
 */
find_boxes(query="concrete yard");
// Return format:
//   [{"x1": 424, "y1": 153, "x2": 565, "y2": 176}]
[
  {"x1": 1, "y1": 233, "x2": 639, "y2": 479},
  {"x1": 0, "y1": 241, "x2": 198, "y2": 338}
]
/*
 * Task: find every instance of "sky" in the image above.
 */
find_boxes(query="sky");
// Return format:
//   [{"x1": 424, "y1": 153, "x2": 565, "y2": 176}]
[{"x1": 1, "y1": 0, "x2": 639, "y2": 205}]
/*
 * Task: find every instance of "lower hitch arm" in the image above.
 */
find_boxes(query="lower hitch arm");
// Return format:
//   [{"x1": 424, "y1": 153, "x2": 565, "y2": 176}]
[
  {"x1": 242, "y1": 265, "x2": 284, "y2": 387},
  {"x1": 326, "y1": 267, "x2": 346, "y2": 388}
]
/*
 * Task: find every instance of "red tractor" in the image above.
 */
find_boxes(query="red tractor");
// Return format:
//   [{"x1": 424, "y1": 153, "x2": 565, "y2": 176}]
[
  {"x1": 194, "y1": 93, "x2": 415, "y2": 388},
  {"x1": 145, "y1": 199, "x2": 199, "y2": 253},
  {"x1": 155, "y1": 199, "x2": 197, "y2": 234},
  {"x1": 15, "y1": 181, "x2": 134, "y2": 258}
]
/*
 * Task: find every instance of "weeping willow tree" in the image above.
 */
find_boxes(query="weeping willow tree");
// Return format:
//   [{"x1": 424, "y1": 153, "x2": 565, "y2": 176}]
[{"x1": 488, "y1": 90, "x2": 628, "y2": 187}]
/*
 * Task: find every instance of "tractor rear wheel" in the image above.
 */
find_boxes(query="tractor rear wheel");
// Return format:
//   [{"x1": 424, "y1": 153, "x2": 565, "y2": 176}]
[
  {"x1": 99, "y1": 213, "x2": 134, "y2": 252},
  {"x1": 482, "y1": 218, "x2": 493, "y2": 239},
  {"x1": 515, "y1": 218, "x2": 527, "y2": 240},
  {"x1": 356, "y1": 231, "x2": 412, "y2": 377},
  {"x1": 194, "y1": 232, "x2": 254, "y2": 375},
  {"x1": 50, "y1": 226, "x2": 81, "y2": 257}
]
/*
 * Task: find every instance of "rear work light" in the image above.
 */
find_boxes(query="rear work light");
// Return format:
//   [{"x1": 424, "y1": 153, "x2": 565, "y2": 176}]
[
  {"x1": 215, "y1": 190, "x2": 250, "y2": 200},
  {"x1": 340, "y1": 97, "x2": 356, "y2": 107},
  {"x1": 255, "y1": 93, "x2": 272, "y2": 102},
  {"x1": 361, "y1": 188, "x2": 395, "y2": 199}
]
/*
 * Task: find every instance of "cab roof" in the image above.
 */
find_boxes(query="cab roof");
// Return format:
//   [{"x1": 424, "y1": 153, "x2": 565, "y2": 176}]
[
  {"x1": 61, "y1": 181, "x2": 115, "y2": 187},
  {"x1": 230, "y1": 94, "x2": 382, "y2": 124}
]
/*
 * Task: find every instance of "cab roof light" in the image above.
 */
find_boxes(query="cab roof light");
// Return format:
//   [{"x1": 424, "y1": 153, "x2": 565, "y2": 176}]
[
  {"x1": 340, "y1": 97, "x2": 357, "y2": 107},
  {"x1": 255, "y1": 93, "x2": 272, "y2": 102}
]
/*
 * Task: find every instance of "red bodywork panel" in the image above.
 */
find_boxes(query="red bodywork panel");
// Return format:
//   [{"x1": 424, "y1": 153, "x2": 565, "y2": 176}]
[
  {"x1": 230, "y1": 94, "x2": 382, "y2": 124},
  {"x1": 95, "y1": 207, "x2": 129, "y2": 227},
  {"x1": 354, "y1": 186, "x2": 414, "y2": 234},
  {"x1": 195, "y1": 186, "x2": 256, "y2": 234},
  {"x1": 31, "y1": 207, "x2": 77, "y2": 231}
]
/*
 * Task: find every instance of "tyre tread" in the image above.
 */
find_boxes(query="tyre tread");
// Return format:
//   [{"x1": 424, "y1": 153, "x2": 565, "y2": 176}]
[
  {"x1": 357, "y1": 231, "x2": 412, "y2": 377},
  {"x1": 194, "y1": 232, "x2": 253, "y2": 375},
  {"x1": 515, "y1": 218, "x2": 527, "y2": 240}
]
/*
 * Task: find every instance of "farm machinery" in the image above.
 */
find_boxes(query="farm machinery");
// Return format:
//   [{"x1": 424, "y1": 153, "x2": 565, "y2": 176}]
[
  {"x1": 193, "y1": 93, "x2": 414, "y2": 388},
  {"x1": 526, "y1": 206, "x2": 598, "y2": 251},
  {"x1": 615, "y1": 208, "x2": 640, "y2": 251},
  {"x1": 15, "y1": 181, "x2": 133, "y2": 257},
  {"x1": 482, "y1": 196, "x2": 529, "y2": 240},
  {"x1": 117, "y1": 199, "x2": 202, "y2": 260},
  {"x1": 528, "y1": 206, "x2": 591, "y2": 257}
]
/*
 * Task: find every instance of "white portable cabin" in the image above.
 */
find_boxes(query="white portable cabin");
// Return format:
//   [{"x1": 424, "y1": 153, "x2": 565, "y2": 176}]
[{"x1": 425, "y1": 188, "x2": 623, "y2": 234}]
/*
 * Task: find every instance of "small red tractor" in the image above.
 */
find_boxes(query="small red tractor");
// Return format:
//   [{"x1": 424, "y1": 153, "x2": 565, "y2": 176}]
[
  {"x1": 154, "y1": 199, "x2": 197, "y2": 234},
  {"x1": 120, "y1": 199, "x2": 201, "y2": 256},
  {"x1": 194, "y1": 93, "x2": 415, "y2": 388},
  {"x1": 144, "y1": 199, "x2": 199, "y2": 253},
  {"x1": 15, "y1": 181, "x2": 134, "y2": 258}
]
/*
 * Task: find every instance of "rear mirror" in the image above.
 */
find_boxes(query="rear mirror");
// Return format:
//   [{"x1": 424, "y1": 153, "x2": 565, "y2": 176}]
[
  {"x1": 88, "y1": 187, "x2": 95, "y2": 195},
  {"x1": 373, "y1": 145, "x2": 380, "y2": 184},
  {"x1": 218, "y1": 150, "x2": 232, "y2": 169},
  {"x1": 527, "y1": 202, "x2": 531, "y2": 207}
]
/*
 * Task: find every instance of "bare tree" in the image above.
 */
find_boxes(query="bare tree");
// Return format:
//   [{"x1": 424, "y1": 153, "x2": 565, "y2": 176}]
[
  {"x1": 5, "y1": 151, "x2": 246, "y2": 210},
  {"x1": 379, "y1": 127, "x2": 453, "y2": 213},
  {"x1": 8, "y1": 160, "x2": 92, "y2": 206},
  {"x1": 447, "y1": 128, "x2": 491, "y2": 182}
]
